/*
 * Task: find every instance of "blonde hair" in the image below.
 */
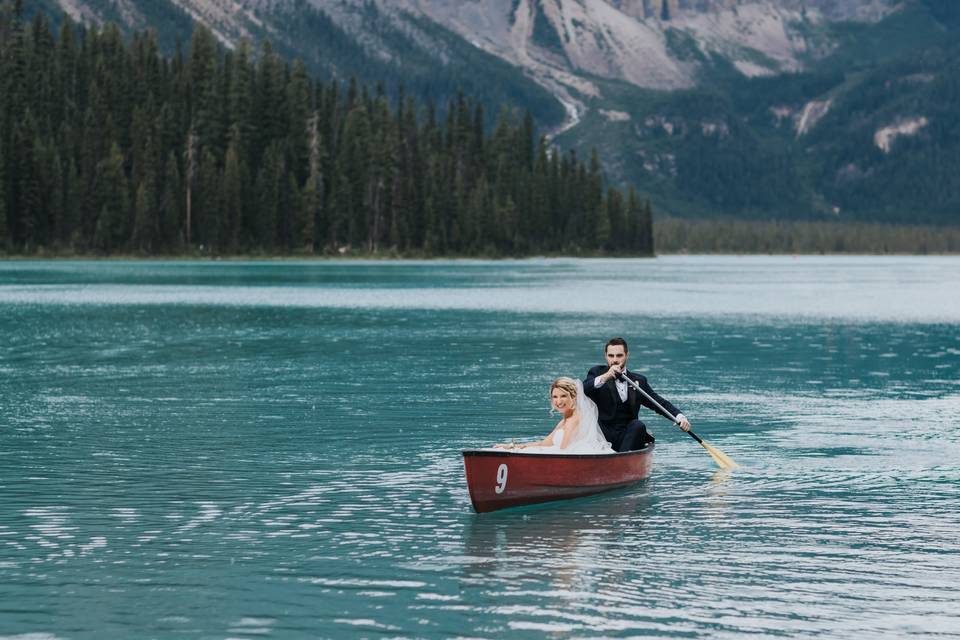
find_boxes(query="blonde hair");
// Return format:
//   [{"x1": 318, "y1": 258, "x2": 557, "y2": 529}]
[{"x1": 550, "y1": 377, "x2": 578, "y2": 401}]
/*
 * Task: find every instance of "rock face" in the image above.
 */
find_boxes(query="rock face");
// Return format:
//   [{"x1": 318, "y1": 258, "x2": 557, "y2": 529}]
[
  {"x1": 409, "y1": 0, "x2": 899, "y2": 89},
  {"x1": 53, "y1": 1, "x2": 898, "y2": 89},
  {"x1": 611, "y1": 0, "x2": 892, "y2": 20},
  {"x1": 382, "y1": 0, "x2": 896, "y2": 133}
]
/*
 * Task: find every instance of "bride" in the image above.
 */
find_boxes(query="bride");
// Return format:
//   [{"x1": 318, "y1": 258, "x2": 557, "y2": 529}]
[{"x1": 495, "y1": 377, "x2": 614, "y2": 454}]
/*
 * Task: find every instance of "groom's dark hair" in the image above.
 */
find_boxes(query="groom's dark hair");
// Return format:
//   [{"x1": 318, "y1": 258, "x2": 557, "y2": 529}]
[{"x1": 605, "y1": 337, "x2": 628, "y2": 353}]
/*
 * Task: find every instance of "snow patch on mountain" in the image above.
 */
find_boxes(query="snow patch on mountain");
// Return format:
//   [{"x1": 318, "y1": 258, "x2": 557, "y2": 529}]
[
  {"x1": 875, "y1": 117, "x2": 929, "y2": 153},
  {"x1": 796, "y1": 99, "x2": 832, "y2": 136}
]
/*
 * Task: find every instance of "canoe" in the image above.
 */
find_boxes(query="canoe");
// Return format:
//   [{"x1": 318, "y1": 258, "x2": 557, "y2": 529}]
[{"x1": 462, "y1": 445, "x2": 654, "y2": 513}]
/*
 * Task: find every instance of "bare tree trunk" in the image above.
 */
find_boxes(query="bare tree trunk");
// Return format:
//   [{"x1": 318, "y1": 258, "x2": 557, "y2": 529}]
[
  {"x1": 307, "y1": 112, "x2": 323, "y2": 251},
  {"x1": 184, "y1": 128, "x2": 196, "y2": 247}
]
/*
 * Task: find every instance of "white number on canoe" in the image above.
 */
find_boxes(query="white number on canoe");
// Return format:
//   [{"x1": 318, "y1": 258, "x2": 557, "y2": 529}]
[{"x1": 495, "y1": 463, "x2": 508, "y2": 494}]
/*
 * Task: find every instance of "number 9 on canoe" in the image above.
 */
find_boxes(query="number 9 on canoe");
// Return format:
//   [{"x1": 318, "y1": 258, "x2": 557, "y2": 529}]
[{"x1": 494, "y1": 463, "x2": 508, "y2": 494}]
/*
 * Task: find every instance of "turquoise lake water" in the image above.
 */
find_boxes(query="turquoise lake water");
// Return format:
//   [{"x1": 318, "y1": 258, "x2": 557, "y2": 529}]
[{"x1": 1, "y1": 256, "x2": 959, "y2": 638}]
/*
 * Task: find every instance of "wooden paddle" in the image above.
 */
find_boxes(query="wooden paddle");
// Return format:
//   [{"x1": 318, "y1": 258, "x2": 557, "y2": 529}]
[{"x1": 619, "y1": 373, "x2": 739, "y2": 470}]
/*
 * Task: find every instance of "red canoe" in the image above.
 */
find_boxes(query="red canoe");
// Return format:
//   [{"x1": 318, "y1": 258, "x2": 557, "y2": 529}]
[{"x1": 462, "y1": 445, "x2": 654, "y2": 513}]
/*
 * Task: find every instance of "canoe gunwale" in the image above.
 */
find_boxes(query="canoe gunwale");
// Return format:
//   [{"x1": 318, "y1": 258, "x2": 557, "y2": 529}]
[{"x1": 462, "y1": 445, "x2": 652, "y2": 460}]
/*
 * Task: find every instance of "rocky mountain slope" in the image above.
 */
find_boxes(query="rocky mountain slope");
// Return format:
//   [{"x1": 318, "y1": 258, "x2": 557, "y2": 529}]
[{"x1": 45, "y1": 0, "x2": 899, "y2": 132}]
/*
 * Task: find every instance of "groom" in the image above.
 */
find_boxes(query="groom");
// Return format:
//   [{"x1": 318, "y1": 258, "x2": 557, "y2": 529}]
[{"x1": 584, "y1": 337, "x2": 691, "y2": 452}]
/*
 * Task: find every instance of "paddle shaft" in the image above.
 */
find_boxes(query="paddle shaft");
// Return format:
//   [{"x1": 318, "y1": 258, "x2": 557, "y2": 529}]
[{"x1": 618, "y1": 373, "x2": 704, "y2": 444}]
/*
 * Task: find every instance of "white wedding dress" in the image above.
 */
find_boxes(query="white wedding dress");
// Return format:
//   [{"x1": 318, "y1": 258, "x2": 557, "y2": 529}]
[{"x1": 520, "y1": 380, "x2": 614, "y2": 454}]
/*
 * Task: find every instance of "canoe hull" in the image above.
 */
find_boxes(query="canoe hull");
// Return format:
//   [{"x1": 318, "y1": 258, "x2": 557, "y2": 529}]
[{"x1": 462, "y1": 446, "x2": 654, "y2": 513}]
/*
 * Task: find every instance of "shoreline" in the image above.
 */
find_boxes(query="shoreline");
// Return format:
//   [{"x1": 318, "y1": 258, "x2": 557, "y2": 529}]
[{"x1": 2, "y1": 251, "x2": 960, "y2": 261}]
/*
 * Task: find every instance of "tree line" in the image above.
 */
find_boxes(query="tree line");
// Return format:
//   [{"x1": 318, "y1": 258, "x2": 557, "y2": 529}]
[
  {"x1": 655, "y1": 218, "x2": 960, "y2": 254},
  {"x1": 0, "y1": 4, "x2": 654, "y2": 256}
]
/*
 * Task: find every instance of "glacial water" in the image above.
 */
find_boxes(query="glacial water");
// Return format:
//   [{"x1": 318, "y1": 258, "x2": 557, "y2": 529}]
[{"x1": 1, "y1": 256, "x2": 958, "y2": 638}]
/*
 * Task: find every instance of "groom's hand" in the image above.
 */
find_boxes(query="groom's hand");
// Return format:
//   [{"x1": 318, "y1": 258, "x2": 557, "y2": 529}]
[{"x1": 603, "y1": 364, "x2": 624, "y2": 382}]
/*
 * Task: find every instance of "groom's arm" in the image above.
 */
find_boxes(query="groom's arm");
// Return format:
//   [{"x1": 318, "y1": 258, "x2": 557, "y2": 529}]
[
  {"x1": 583, "y1": 365, "x2": 606, "y2": 400},
  {"x1": 633, "y1": 374, "x2": 682, "y2": 422}
]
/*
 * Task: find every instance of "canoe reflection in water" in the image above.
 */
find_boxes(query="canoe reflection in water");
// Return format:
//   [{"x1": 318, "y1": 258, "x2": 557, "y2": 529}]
[{"x1": 460, "y1": 485, "x2": 656, "y2": 591}]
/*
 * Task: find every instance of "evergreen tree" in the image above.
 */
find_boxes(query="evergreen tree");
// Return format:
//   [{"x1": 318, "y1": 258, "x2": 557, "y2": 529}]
[
  {"x1": 62, "y1": 156, "x2": 81, "y2": 247},
  {"x1": 13, "y1": 113, "x2": 42, "y2": 248},
  {"x1": 299, "y1": 112, "x2": 324, "y2": 251},
  {"x1": 159, "y1": 151, "x2": 183, "y2": 251},
  {"x1": 0, "y1": 135, "x2": 6, "y2": 246},
  {"x1": 92, "y1": 142, "x2": 129, "y2": 252},
  {"x1": 189, "y1": 24, "x2": 222, "y2": 155},
  {"x1": 337, "y1": 104, "x2": 370, "y2": 249},
  {"x1": 496, "y1": 195, "x2": 517, "y2": 253},
  {"x1": 640, "y1": 198, "x2": 654, "y2": 255},
  {"x1": 47, "y1": 147, "x2": 64, "y2": 247},
  {"x1": 605, "y1": 187, "x2": 624, "y2": 251},
  {"x1": 228, "y1": 39, "x2": 254, "y2": 157},
  {"x1": 132, "y1": 177, "x2": 157, "y2": 252},
  {"x1": 588, "y1": 149, "x2": 608, "y2": 250},
  {"x1": 286, "y1": 59, "x2": 311, "y2": 185},
  {"x1": 222, "y1": 127, "x2": 246, "y2": 252},
  {"x1": 254, "y1": 140, "x2": 284, "y2": 251},
  {"x1": 195, "y1": 146, "x2": 221, "y2": 251}
]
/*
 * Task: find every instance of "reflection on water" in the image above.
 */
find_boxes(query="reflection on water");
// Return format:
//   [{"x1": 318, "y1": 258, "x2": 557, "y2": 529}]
[{"x1": 1, "y1": 258, "x2": 959, "y2": 638}]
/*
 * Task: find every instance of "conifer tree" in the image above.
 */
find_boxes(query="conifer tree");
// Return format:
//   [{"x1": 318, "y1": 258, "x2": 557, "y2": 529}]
[
  {"x1": 255, "y1": 140, "x2": 284, "y2": 250},
  {"x1": 286, "y1": 59, "x2": 311, "y2": 185},
  {"x1": 588, "y1": 149, "x2": 608, "y2": 250},
  {"x1": 605, "y1": 187, "x2": 624, "y2": 251},
  {"x1": 228, "y1": 40, "x2": 254, "y2": 155},
  {"x1": 62, "y1": 156, "x2": 81, "y2": 247},
  {"x1": 496, "y1": 195, "x2": 517, "y2": 253},
  {"x1": 338, "y1": 104, "x2": 370, "y2": 248},
  {"x1": 48, "y1": 147, "x2": 64, "y2": 247},
  {"x1": 159, "y1": 151, "x2": 183, "y2": 251},
  {"x1": 132, "y1": 177, "x2": 157, "y2": 252},
  {"x1": 183, "y1": 127, "x2": 197, "y2": 246},
  {"x1": 189, "y1": 25, "x2": 221, "y2": 155},
  {"x1": 13, "y1": 113, "x2": 42, "y2": 248},
  {"x1": 0, "y1": 135, "x2": 7, "y2": 245},
  {"x1": 92, "y1": 142, "x2": 129, "y2": 252},
  {"x1": 299, "y1": 112, "x2": 324, "y2": 251},
  {"x1": 222, "y1": 127, "x2": 245, "y2": 253},
  {"x1": 640, "y1": 198, "x2": 654, "y2": 255},
  {"x1": 196, "y1": 146, "x2": 221, "y2": 251},
  {"x1": 328, "y1": 170, "x2": 351, "y2": 251}
]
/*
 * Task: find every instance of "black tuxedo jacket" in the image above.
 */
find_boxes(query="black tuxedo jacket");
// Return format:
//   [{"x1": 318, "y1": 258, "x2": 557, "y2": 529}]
[{"x1": 583, "y1": 365, "x2": 681, "y2": 430}]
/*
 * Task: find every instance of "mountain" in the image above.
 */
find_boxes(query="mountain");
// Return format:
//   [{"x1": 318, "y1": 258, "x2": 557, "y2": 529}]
[{"x1": 34, "y1": 0, "x2": 960, "y2": 223}]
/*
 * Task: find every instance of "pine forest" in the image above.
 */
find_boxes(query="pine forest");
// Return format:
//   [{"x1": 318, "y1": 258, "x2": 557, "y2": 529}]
[{"x1": 0, "y1": 5, "x2": 655, "y2": 257}]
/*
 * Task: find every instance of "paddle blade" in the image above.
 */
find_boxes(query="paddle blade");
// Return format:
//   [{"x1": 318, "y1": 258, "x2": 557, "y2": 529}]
[{"x1": 700, "y1": 441, "x2": 739, "y2": 470}]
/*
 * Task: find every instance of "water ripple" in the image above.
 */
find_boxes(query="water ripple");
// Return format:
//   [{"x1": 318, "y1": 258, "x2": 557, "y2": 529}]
[{"x1": 2, "y1": 259, "x2": 959, "y2": 638}]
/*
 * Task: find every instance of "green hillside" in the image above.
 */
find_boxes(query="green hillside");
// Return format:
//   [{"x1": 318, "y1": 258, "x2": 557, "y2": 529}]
[{"x1": 555, "y1": 0, "x2": 960, "y2": 224}]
